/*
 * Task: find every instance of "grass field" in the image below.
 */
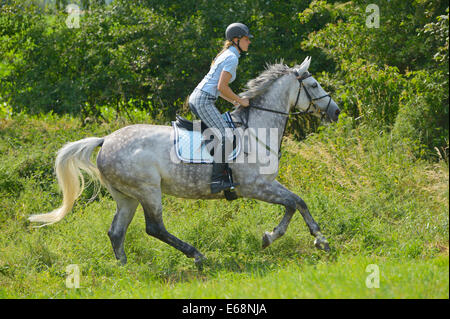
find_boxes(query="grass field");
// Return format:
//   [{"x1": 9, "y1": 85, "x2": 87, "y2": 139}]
[{"x1": 0, "y1": 112, "x2": 448, "y2": 298}]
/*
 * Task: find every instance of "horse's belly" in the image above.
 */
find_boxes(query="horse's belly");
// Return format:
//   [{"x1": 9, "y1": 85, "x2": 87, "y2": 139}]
[{"x1": 159, "y1": 163, "x2": 225, "y2": 199}]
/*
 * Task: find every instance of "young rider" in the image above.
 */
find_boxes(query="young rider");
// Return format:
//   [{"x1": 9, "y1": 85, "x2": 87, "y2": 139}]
[{"x1": 188, "y1": 23, "x2": 252, "y2": 195}]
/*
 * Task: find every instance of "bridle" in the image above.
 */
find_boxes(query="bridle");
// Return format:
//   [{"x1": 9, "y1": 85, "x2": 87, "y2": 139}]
[
  {"x1": 233, "y1": 71, "x2": 333, "y2": 159},
  {"x1": 247, "y1": 71, "x2": 332, "y2": 118},
  {"x1": 293, "y1": 71, "x2": 332, "y2": 120}
]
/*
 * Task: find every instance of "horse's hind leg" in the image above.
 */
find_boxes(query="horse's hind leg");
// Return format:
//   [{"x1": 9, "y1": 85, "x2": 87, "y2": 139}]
[
  {"x1": 138, "y1": 187, "x2": 206, "y2": 267},
  {"x1": 107, "y1": 187, "x2": 139, "y2": 265}
]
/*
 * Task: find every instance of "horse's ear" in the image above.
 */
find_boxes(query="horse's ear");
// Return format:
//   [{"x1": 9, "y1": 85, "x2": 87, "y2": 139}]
[
  {"x1": 296, "y1": 56, "x2": 311, "y2": 76},
  {"x1": 306, "y1": 56, "x2": 311, "y2": 69}
]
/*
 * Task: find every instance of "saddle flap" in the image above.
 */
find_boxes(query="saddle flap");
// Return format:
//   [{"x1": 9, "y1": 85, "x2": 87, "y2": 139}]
[{"x1": 172, "y1": 112, "x2": 241, "y2": 164}]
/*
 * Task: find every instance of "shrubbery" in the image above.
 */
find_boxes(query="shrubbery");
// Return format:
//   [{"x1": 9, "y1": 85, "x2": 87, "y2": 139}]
[
  {"x1": 393, "y1": 70, "x2": 449, "y2": 161},
  {"x1": 300, "y1": 0, "x2": 449, "y2": 159}
]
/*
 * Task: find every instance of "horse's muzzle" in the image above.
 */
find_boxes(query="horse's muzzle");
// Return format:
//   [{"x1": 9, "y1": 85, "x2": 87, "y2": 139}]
[{"x1": 326, "y1": 101, "x2": 340, "y2": 122}]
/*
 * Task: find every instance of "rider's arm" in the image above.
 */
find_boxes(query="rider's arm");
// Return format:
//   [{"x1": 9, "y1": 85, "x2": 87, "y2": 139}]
[
  {"x1": 219, "y1": 92, "x2": 235, "y2": 104},
  {"x1": 218, "y1": 71, "x2": 249, "y2": 107}
]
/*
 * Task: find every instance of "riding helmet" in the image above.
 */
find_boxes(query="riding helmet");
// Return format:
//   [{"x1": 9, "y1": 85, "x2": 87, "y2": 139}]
[{"x1": 225, "y1": 23, "x2": 253, "y2": 41}]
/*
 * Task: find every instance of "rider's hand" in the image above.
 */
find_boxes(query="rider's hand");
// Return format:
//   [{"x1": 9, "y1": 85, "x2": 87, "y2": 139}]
[{"x1": 239, "y1": 98, "x2": 250, "y2": 107}]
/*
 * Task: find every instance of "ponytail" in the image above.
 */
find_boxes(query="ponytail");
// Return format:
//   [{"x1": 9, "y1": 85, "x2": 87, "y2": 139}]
[{"x1": 211, "y1": 40, "x2": 234, "y2": 67}]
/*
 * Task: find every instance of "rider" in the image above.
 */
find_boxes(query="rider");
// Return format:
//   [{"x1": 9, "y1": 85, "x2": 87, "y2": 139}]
[{"x1": 188, "y1": 23, "x2": 252, "y2": 195}]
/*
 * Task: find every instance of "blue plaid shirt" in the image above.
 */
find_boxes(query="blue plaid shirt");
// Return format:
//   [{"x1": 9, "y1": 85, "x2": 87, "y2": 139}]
[{"x1": 196, "y1": 46, "x2": 240, "y2": 98}]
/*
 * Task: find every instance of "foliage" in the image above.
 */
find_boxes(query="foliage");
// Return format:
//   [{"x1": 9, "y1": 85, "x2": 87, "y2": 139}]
[
  {"x1": 0, "y1": 0, "x2": 328, "y2": 119},
  {"x1": 392, "y1": 70, "x2": 449, "y2": 161},
  {"x1": 0, "y1": 1, "x2": 209, "y2": 120},
  {"x1": 300, "y1": 0, "x2": 449, "y2": 157},
  {"x1": 301, "y1": 0, "x2": 448, "y2": 72},
  {"x1": 422, "y1": 7, "x2": 449, "y2": 71}
]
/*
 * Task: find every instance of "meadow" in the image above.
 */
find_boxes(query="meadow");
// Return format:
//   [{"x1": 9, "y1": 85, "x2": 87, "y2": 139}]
[{"x1": 0, "y1": 112, "x2": 448, "y2": 298}]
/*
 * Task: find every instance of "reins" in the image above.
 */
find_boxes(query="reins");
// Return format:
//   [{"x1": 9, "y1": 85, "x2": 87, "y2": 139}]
[{"x1": 249, "y1": 105, "x2": 305, "y2": 116}]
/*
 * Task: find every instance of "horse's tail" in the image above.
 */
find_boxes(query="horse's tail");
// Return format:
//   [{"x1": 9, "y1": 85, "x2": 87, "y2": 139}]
[{"x1": 28, "y1": 137, "x2": 105, "y2": 226}]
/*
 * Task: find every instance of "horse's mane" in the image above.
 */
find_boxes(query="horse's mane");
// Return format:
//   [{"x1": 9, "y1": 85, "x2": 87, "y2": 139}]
[
  {"x1": 239, "y1": 61, "x2": 292, "y2": 100},
  {"x1": 232, "y1": 61, "x2": 292, "y2": 117}
]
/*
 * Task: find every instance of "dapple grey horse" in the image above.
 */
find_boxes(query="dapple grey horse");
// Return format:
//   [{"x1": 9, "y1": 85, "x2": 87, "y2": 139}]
[{"x1": 28, "y1": 57, "x2": 340, "y2": 267}]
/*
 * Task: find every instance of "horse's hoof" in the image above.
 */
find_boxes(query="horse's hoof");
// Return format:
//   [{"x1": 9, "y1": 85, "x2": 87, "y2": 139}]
[
  {"x1": 262, "y1": 232, "x2": 273, "y2": 249},
  {"x1": 314, "y1": 237, "x2": 330, "y2": 252},
  {"x1": 119, "y1": 258, "x2": 127, "y2": 266},
  {"x1": 115, "y1": 256, "x2": 127, "y2": 265},
  {"x1": 194, "y1": 255, "x2": 207, "y2": 270}
]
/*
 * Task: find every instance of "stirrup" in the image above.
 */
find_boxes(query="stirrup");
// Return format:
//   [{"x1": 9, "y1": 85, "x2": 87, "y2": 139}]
[
  {"x1": 210, "y1": 164, "x2": 239, "y2": 194},
  {"x1": 223, "y1": 167, "x2": 239, "y2": 201},
  {"x1": 225, "y1": 166, "x2": 239, "y2": 189},
  {"x1": 210, "y1": 179, "x2": 236, "y2": 194}
]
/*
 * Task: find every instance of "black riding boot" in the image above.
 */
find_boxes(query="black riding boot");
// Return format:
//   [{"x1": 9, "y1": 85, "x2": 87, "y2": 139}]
[
  {"x1": 210, "y1": 162, "x2": 233, "y2": 193},
  {"x1": 210, "y1": 137, "x2": 238, "y2": 199}
]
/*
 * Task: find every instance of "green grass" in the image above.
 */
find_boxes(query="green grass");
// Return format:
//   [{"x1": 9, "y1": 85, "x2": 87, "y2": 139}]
[{"x1": 0, "y1": 112, "x2": 448, "y2": 298}]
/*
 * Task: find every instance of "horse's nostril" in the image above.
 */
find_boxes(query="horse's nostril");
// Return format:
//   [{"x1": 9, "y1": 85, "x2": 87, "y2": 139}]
[{"x1": 335, "y1": 109, "x2": 340, "y2": 116}]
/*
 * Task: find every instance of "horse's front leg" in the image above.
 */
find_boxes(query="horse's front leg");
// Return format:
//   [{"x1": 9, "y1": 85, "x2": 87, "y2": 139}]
[{"x1": 242, "y1": 180, "x2": 330, "y2": 252}]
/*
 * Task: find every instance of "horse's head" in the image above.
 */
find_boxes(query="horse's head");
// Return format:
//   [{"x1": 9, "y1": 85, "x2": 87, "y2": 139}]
[{"x1": 291, "y1": 57, "x2": 340, "y2": 122}]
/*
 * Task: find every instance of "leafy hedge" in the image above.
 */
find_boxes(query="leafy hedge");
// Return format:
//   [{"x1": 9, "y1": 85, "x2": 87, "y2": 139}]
[{"x1": 300, "y1": 0, "x2": 449, "y2": 159}]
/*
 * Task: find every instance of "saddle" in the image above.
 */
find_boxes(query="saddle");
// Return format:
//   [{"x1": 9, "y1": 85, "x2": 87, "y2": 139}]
[
  {"x1": 172, "y1": 112, "x2": 241, "y2": 164},
  {"x1": 173, "y1": 114, "x2": 209, "y2": 132}
]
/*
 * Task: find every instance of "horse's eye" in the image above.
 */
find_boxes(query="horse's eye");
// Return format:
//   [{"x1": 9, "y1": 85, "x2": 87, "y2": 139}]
[{"x1": 312, "y1": 83, "x2": 318, "y2": 88}]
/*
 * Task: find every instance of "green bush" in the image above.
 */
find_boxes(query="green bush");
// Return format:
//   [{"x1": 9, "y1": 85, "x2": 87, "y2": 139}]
[
  {"x1": 393, "y1": 70, "x2": 449, "y2": 160},
  {"x1": 300, "y1": 1, "x2": 449, "y2": 159},
  {"x1": 320, "y1": 59, "x2": 407, "y2": 128}
]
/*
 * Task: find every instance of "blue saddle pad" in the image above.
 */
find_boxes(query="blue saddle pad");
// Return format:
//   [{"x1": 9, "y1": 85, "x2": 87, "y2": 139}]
[{"x1": 172, "y1": 112, "x2": 241, "y2": 164}]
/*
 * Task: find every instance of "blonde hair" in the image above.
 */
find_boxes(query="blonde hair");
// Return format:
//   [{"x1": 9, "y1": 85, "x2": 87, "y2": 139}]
[{"x1": 211, "y1": 40, "x2": 234, "y2": 67}]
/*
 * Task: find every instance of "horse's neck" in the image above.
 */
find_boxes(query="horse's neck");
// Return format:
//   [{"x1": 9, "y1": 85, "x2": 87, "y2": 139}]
[{"x1": 232, "y1": 89, "x2": 290, "y2": 152}]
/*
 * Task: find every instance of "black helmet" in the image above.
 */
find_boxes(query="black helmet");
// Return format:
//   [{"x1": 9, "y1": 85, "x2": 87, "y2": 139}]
[{"x1": 225, "y1": 23, "x2": 253, "y2": 41}]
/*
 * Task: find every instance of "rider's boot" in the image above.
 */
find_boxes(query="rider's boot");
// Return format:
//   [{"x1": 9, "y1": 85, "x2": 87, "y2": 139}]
[{"x1": 210, "y1": 137, "x2": 239, "y2": 199}]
